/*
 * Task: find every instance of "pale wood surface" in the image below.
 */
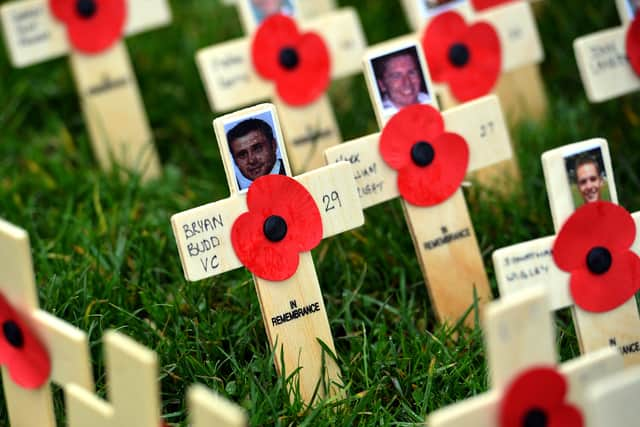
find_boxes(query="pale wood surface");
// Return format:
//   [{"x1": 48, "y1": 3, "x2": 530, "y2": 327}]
[
  {"x1": 574, "y1": 25, "x2": 640, "y2": 103},
  {"x1": 188, "y1": 384, "x2": 248, "y2": 427},
  {"x1": 0, "y1": 0, "x2": 171, "y2": 68},
  {"x1": 66, "y1": 331, "x2": 160, "y2": 427},
  {"x1": 70, "y1": 43, "x2": 162, "y2": 182},
  {"x1": 494, "y1": 63, "x2": 548, "y2": 123},
  {"x1": 403, "y1": 191, "x2": 491, "y2": 326},
  {"x1": 0, "y1": 219, "x2": 93, "y2": 427},
  {"x1": 584, "y1": 364, "x2": 640, "y2": 426}
]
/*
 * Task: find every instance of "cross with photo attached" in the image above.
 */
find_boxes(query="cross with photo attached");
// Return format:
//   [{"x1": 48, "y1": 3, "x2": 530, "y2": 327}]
[
  {"x1": 493, "y1": 138, "x2": 640, "y2": 367},
  {"x1": 233, "y1": 0, "x2": 336, "y2": 35},
  {"x1": 195, "y1": 0, "x2": 366, "y2": 173},
  {"x1": 0, "y1": 0, "x2": 171, "y2": 181},
  {"x1": 325, "y1": 37, "x2": 515, "y2": 327},
  {"x1": 171, "y1": 103, "x2": 364, "y2": 405}
]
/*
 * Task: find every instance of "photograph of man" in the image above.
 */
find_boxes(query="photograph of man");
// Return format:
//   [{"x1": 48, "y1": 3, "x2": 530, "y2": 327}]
[
  {"x1": 226, "y1": 117, "x2": 286, "y2": 191},
  {"x1": 250, "y1": 0, "x2": 294, "y2": 24},
  {"x1": 371, "y1": 47, "x2": 432, "y2": 118},
  {"x1": 574, "y1": 155, "x2": 605, "y2": 204}
]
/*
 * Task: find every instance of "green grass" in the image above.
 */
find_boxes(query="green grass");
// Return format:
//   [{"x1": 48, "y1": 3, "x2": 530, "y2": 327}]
[{"x1": 1, "y1": 0, "x2": 640, "y2": 425}]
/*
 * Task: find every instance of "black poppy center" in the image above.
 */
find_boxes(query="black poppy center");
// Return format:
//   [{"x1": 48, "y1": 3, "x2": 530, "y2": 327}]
[
  {"x1": 448, "y1": 43, "x2": 471, "y2": 68},
  {"x1": 522, "y1": 407, "x2": 548, "y2": 427},
  {"x1": 586, "y1": 246, "x2": 612, "y2": 275},
  {"x1": 76, "y1": 0, "x2": 98, "y2": 18},
  {"x1": 411, "y1": 141, "x2": 435, "y2": 167},
  {"x1": 3, "y1": 320, "x2": 24, "y2": 349},
  {"x1": 263, "y1": 215, "x2": 288, "y2": 242},
  {"x1": 279, "y1": 47, "x2": 299, "y2": 70}
]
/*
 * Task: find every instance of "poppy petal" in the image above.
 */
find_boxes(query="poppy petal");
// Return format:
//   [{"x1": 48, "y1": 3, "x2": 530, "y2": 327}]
[
  {"x1": 380, "y1": 104, "x2": 445, "y2": 170},
  {"x1": 0, "y1": 293, "x2": 51, "y2": 389},
  {"x1": 275, "y1": 32, "x2": 330, "y2": 106},
  {"x1": 553, "y1": 202, "x2": 636, "y2": 271},
  {"x1": 422, "y1": 11, "x2": 469, "y2": 83},
  {"x1": 470, "y1": 0, "x2": 514, "y2": 11},
  {"x1": 548, "y1": 405, "x2": 584, "y2": 427},
  {"x1": 252, "y1": 14, "x2": 300, "y2": 80},
  {"x1": 626, "y1": 17, "x2": 640, "y2": 77},
  {"x1": 569, "y1": 250, "x2": 640, "y2": 312}
]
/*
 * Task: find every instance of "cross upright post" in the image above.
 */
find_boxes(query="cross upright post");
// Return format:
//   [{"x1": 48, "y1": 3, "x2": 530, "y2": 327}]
[
  {"x1": 0, "y1": 218, "x2": 94, "y2": 427},
  {"x1": 171, "y1": 103, "x2": 364, "y2": 405},
  {"x1": 0, "y1": 0, "x2": 172, "y2": 181},
  {"x1": 493, "y1": 138, "x2": 640, "y2": 366},
  {"x1": 187, "y1": 384, "x2": 248, "y2": 427}
]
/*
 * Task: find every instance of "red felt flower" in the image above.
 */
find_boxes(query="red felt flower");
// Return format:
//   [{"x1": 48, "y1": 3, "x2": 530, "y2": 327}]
[
  {"x1": 379, "y1": 104, "x2": 468, "y2": 206},
  {"x1": 500, "y1": 366, "x2": 583, "y2": 427},
  {"x1": 421, "y1": 11, "x2": 501, "y2": 102},
  {"x1": 627, "y1": 16, "x2": 640, "y2": 77},
  {"x1": 470, "y1": 0, "x2": 514, "y2": 11},
  {"x1": 49, "y1": 0, "x2": 126, "y2": 54},
  {"x1": 251, "y1": 14, "x2": 330, "y2": 106},
  {"x1": 231, "y1": 174, "x2": 322, "y2": 281},
  {"x1": 552, "y1": 201, "x2": 640, "y2": 313},
  {"x1": 0, "y1": 293, "x2": 51, "y2": 389}
]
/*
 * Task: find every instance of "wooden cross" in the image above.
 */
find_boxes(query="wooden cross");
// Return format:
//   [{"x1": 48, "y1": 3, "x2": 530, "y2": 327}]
[
  {"x1": 188, "y1": 384, "x2": 248, "y2": 427},
  {"x1": 0, "y1": 0, "x2": 171, "y2": 182},
  {"x1": 195, "y1": 7, "x2": 366, "y2": 173},
  {"x1": 234, "y1": 0, "x2": 337, "y2": 34},
  {"x1": 0, "y1": 218, "x2": 94, "y2": 427},
  {"x1": 428, "y1": 287, "x2": 624, "y2": 426},
  {"x1": 170, "y1": 103, "x2": 364, "y2": 404},
  {"x1": 325, "y1": 37, "x2": 515, "y2": 326},
  {"x1": 493, "y1": 138, "x2": 640, "y2": 366},
  {"x1": 65, "y1": 330, "x2": 162, "y2": 427},
  {"x1": 584, "y1": 364, "x2": 640, "y2": 425},
  {"x1": 402, "y1": 0, "x2": 546, "y2": 123},
  {"x1": 574, "y1": 2, "x2": 640, "y2": 102}
]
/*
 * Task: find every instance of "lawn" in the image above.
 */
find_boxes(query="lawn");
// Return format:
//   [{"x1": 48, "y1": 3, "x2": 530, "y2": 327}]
[{"x1": 0, "y1": 0, "x2": 639, "y2": 425}]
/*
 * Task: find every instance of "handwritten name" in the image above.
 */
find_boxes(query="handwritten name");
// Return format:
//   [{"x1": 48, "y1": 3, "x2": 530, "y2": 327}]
[
  {"x1": 12, "y1": 6, "x2": 50, "y2": 47},
  {"x1": 589, "y1": 42, "x2": 628, "y2": 75},
  {"x1": 182, "y1": 215, "x2": 224, "y2": 240}
]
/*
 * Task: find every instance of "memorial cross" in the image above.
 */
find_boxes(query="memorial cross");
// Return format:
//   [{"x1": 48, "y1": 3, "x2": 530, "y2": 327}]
[
  {"x1": 188, "y1": 384, "x2": 248, "y2": 427},
  {"x1": 493, "y1": 138, "x2": 640, "y2": 366},
  {"x1": 0, "y1": 218, "x2": 93, "y2": 427},
  {"x1": 0, "y1": 0, "x2": 171, "y2": 181},
  {"x1": 584, "y1": 364, "x2": 640, "y2": 425},
  {"x1": 234, "y1": 0, "x2": 336, "y2": 35},
  {"x1": 65, "y1": 331, "x2": 162, "y2": 427},
  {"x1": 325, "y1": 37, "x2": 515, "y2": 326},
  {"x1": 196, "y1": 6, "x2": 366, "y2": 173},
  {"x1": 574, "y1": 1, "x2": 640, "y2": 102},
  {"x1": 428, "y1": 287, "x2": 624, "y2": 426},
  {"x1": 170, "y1": 104, "x2": 364, "y2": 404},
  {"x1": 402, "y1": 0, "x2": 546, "y2": 123}
]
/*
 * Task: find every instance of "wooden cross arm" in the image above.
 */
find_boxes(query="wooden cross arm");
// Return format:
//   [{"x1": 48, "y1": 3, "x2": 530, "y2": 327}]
[
  {"x1": 171, "y1": 161, "x2": 363, "y2": 281},
  {"x1": 65, "y1": 331, "x2": 160, "y2": 427},
  {"x1": 574, "y1": 25, "x2": 640, "y2": 103},
  {"x1": 584, "y1": 364, "x2": 640, "y2": 425},
  {"x1": 0, "y1": 218, "x2": 39, "y2": 309},
  {"x1": 1, "y1": 0, "x2": 171, "y2": 68},
  {"x1": 196, "y1": 8, "x2": 366, "y2": 112},
  {"x1": 188, "y1": 384, "x2": 248, "y2": 427},
  {"x1": 324, "y1": 95, "x2": 511, "y2": 209},
  {"x1": 476, "y1": 1, "x2": 544, "y2": 72}
]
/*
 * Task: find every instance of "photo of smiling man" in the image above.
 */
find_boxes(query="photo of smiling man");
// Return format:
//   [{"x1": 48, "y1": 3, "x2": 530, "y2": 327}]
[{"x1": 564, "y1": 147, "x2": 611, "y2": 208}]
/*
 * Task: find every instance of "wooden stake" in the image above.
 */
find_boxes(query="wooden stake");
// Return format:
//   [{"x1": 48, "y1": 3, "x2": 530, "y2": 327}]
[{"x1": 188, "y1": 384, "x2": 248, "y2": 427}]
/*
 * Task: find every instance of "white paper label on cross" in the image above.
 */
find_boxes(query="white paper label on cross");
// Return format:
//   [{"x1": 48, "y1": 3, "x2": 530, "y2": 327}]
[
  {"x1": 574, "y1": 23, "x2": 640, "y2": 103},
  {"x1": 65, "y1": 331, "x2": 161, "y2": 427},
  {"x1": 171, "y1": 104, "x2": 364, "y2": 404},
  {"x1": 195, "y1": 8, "x2": 366, "y2": 172},
  {"x1": 0, "y1": 218, "x2": 94, "y2": 427},
  {"x1": 188, "y1": 384, "x2": 248, "y2": 427},
  {"x1": 236, "y1": 0, "x2": 336, "y2": 35},
  {"x1": 428, "y1": 287, "x2": 624, "y2": 426},
  {"x1": 493, "y1": 138, "x2": 640, "y2": 366},
  {"x1": 0, "y1": 0, "x2": 170, "y2": 181},
  {"x1": 584, "y1": 364, "x2": 640, "y2": 426}
]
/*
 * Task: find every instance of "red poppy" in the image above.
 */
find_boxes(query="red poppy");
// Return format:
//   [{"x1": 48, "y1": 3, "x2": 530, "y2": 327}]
[
  {"x1": 421, "y1": 11, "x2": 501, "y2": 102},
  {"x1": 0, "y1": 293, "x2": 51, "y2": 389},
  {"x1": 251, "y1": 14, "x2": 330, "y2": 106},
  {"x1": 379, "y1": 104, "x2": 468, "y2": 207},
  {"x1": 552, "y1": 201, "x2": 640, "y2": 313},
  {"x1": 49, "y1": 0, "x2": 126, "y2": 54},
  {"x1": 470, "y1": 0, "x2": 514, "y2": 11},
  {"x1": 499, "y1": 366, "x2": 583, "y2": 427},
  {"x1": 231, "y1": 174, "x2": 322, "y2": 281},
  {"x1": 626, "y1": 16, "x2": 640, "y2": 77}
]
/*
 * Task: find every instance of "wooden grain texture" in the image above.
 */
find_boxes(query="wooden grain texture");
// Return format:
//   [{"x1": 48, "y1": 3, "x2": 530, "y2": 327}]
[
  {"x1": 494, "y1": 63, "x2": 548, "y2": 123},
  {"x1": 66, "y1": 331, "x2": 160, "y2": 427},
  {"x1": 0, "y1": 219, "x2": 93, "y2": 427},
  {"x1": 574, "y1": 25, "x2": 640, "y2": 103},
  {"x1": 188, "y1": 384, "x2": 248, "y2": 427}
]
